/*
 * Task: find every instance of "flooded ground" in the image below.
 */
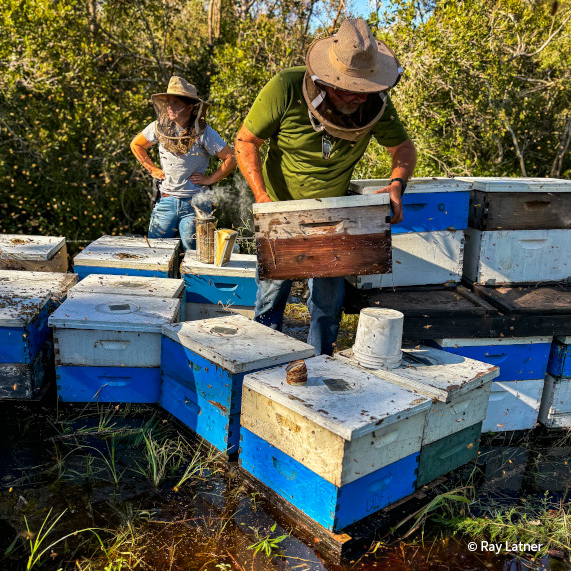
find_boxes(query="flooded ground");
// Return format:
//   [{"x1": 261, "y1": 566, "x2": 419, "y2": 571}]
[{"x1": 1, "y1": 305, "x2": 569, "y2": 570}]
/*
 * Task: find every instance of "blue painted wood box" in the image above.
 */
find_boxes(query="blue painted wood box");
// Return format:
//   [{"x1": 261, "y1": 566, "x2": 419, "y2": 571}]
[
  {"x1": 349, "y1": 177, "x2": 472, "y2": 233},
  {"x1": 73, "y1": 236, "x2": 180, "y2": 279},
  {"x1": 428, "y1": 337, "x2": 552, "y2": 382},
  {"x1": 240, "y1": 355, "x2": 431, "y2": 531},
  {"x1": 159, "y1": 316, "x2": 314, "y2": 455},
  {"x1": 180, "y1": 251, "x2": 257, "y2": 306},
  {"x1": 49, "y1": 293, "x2": 180, "y2": 402},
  {"x1": 548, "y1": 336, "x2": 571, "y2": 379}
]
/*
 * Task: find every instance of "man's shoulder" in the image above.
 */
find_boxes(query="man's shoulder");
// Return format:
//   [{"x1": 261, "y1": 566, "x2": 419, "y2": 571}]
[{"x1": 275, "y1": 66, "x2": 306, "y2": 83}]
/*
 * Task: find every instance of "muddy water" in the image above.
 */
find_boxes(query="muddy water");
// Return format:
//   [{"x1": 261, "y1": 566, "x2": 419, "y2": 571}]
[{"x1": 0, "y1": 401, "x2": 569, "y2": 571}]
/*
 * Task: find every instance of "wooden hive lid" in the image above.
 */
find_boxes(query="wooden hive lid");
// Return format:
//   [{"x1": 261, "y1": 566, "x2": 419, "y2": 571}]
[
  {"x1": 73, "y1": 236, "x2": 179, "y2": 270},
  {"x1": 336, "y1": 345, "x2": 499, "y2": 403},
  {"x1": 554, "y1": 336, "x2": 571, "y2": 345},
  {"x1": 69, "y1": 274, "x2": 184, "y2": 298},
  {"x1": 350, "y1": 177, "x2": 473, "y2": 194},
  {"x1": 455, "y1": 177, "x2": 571, "y2": 192},
  {"x1": 0, "y1": 294, "x2": 51, "y2": 327},
  {"x1": 0, "y1": 271, "x2": 78, "y2": 298},
  {"x1": 252, "y1": 193, "x2": 389, "y2": 215},
  {"x1": 162, "y1": 316, "x2": 315, "y2": 374},
  {"x1": 243, "y1": 354, "x2": 431, "y2": 441},
  {"x1": 434, "y1": 336, "x2": 552, "y2": 346},
  {"x1": 48, "y1": 293, "x2": 179, "y2": 332},
  {"x1": 0, "y1": 235, "x2": 66, "y2": 261},
  {"x1": 180, "y1": 251, "x2": 257, "y2": 278}
]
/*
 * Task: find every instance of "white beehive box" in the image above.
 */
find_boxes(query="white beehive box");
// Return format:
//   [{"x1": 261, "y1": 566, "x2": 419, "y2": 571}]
[
  {"x1": 538, "y1": 373, "x2": 571, "y2": 428},
  {"x1": 68, "y1": 274, "x2": 184, "y2": 299},
  {"x1": 73, "y1": 236, "x2": 180, "y2": 279},
  {"x1": 0, "y1": 235, "x2": 67, "y2": 273},
  {"x1": 241, "y1": 354, "x2": 431, "y2": 487},
  {"x1": 185, "y1": 302, "x2": 255, "y2": 321},
  {"x1": 456, "y1": 176, "x2": 571, "y2": 192},
  {"x1": 335, "y1": 345, "x2": 498, "y2": 445},
  {"x1": 0, "y1": 270, "x2": 77, "y2": 308},
  {"x1": 350, "y1": 230, "x2": 464, "y2": 289},
  {"x1": 482, "y1": 379, "x2": 544, "y2": 432},
  {"x1": 463, "y1": 228, "x2": 570, "y2": 285},
  {"x1": 49, "y1": 293, "x2": 180, "y2": 367}
]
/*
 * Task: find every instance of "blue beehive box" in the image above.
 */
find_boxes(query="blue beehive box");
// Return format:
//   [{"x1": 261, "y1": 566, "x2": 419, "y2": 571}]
[
  {"x1": 547, "y1": 336, "x2": 571, "y2": 378},
  {"x1": 160, "y1": 315, "x2": 314, "y2": 455},
  {"x1": 180, "y1": 251, "x2": 257, "y2": 308},
  {"x1": 349, "y1": 177, "x2": 472, "y2": 233},
  {"x1": 0, "y1": 294, "x2": 53, "y2": 399},
  {"x1": 49, "y1": 293, "x2": 180, "y2": 402},
  {"x1": 73, "y1": 235, "x2": 180, "y2": 279},
  {"x1": 240, "y1": 355, "x2": 432, "y2": 531}
]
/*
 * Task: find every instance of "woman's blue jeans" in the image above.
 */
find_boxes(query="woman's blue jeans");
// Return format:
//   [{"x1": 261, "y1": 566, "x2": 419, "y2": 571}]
[
  {"x1": 254, "y1": 272, "x2": 345, "y2": 356},
  {"x1": 148, "y1": 196, "x2": 211, "y2": 251}
]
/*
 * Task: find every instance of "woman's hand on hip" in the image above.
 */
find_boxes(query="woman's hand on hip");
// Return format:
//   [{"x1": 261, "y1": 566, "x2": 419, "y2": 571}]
[
  {"x1": 150, "y1": 167, "x2": 166, "y2": 180},
  {"x1": 189, "y1": 172, "x2": 212, "y2": 185}
]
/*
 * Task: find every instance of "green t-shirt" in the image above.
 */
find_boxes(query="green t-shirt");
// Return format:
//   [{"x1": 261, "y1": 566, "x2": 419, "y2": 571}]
[{"x1": 244, "y1": 66, "x2": 409, "y2": 202}]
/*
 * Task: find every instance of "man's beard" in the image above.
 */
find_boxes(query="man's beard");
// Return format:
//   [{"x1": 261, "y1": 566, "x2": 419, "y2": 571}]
[{"x1": 334, "y1": 102, "x2": 363, "y2": 115}]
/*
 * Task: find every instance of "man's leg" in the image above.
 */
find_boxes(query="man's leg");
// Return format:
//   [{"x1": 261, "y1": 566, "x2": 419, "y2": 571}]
[
  {"x1": 148, "y1": 196, "x2": 178, "y2": 239},
  {"x1": 307, "y1": 277, "x2": 345, "y2": 356},
  {"x1": 254, "y1": 269, "x2": 293, "y2": 331}
]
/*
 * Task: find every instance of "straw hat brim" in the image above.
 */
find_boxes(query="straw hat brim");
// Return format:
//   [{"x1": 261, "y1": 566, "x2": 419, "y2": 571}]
[
  {"x1": 151, "y1": 93, "x2": 202, "y2": 104},
  {"x1": 306, "y1": 36, "x2": 401, "y2": 93}
]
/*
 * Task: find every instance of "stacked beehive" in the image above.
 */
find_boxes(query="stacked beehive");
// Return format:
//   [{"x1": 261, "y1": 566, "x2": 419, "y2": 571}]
[
  {"x1": 160, "y1": 315, "x2": 314, "y2": 455},
  {"x1": 0, "y1": 235, "x2": 68, "y2": 273},
  {"x1": 73, "y1": 235, "x2": 180, "y2": 279},
  {"x1": 180, "y1": 251, "x2": 257, "y2": 319},
  {"x1": 347, "y1": 178, "x2": 471, "y2": 288},
  {"x1": 0, "y1": 270, "x2": 77, "y2": 399}
]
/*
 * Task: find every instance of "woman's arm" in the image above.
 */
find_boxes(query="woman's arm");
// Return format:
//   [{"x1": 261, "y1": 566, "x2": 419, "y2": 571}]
[
  {"x1": 189, "y1": 145, "x2": 237, "y2": 186},
  {"x1": 130, "y1": 133, "x2": 165, "y2": 180}
]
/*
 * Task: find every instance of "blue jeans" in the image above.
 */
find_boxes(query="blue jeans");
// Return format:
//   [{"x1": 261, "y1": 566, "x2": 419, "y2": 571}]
[
  {"x1": 254, "y1": 273, "x2": 345, "y2": 356},
  {"x1": 148, "y1": 196, "x2": 211, "y2": 251}
]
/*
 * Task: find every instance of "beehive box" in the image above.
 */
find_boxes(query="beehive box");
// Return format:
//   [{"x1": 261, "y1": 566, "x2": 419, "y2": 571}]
[
  {"x1": 459, "y1": 176, "x2": 571, "y2": 230},
  {"x1": 180, "y1": 251, "x2": 257, "y2": 307},
  {"x1": 184, "y1": 303, "x2": 255, "y2": 321},
  {"x1": 547, "y1": 336, "x2": 571, "y2": 378},
  {"x1": 73, "y1": 236, "x2": 180, "y2": 280},
  {"x1": 160, "y1": 316, "x2": 314, "y2": 455},
  {"x1": 538, "y1": 373, "x2": 571, "y2": 428},
  {"x1": 349, "y1": 177, "x2": 472, "y2": 233},
  {"x1": 240, "y1": 355, "x2": 432, "y2": 531},
  {"x1": 0, "y1": 270, "x2": 78, "y2": 310},
  {"x1": 463, "y1": 228, "x2": 570, "y2": 285},
  {"x1": 49, "y1": 293, "x2": 180, "y2": 402},
  {"x1": 349, "y1": 230, "x2": 464, "y2": 289},
  {"x1": 0, "y1": 294, "x2": 53, "y2": 399},
  {"x1": 0, "y1": 235, "x2": 67, "y2": 273},
  {"x1": 253, "y1": 195, "x2": 391, "y2": 280},
  {"x1": 482, "y1": 379, "x2": 544, "y2": 432},
  {"x1": 335, "y1": 345, "x2": 498, "y2": 445},
  {"x1": 429, "y1": 337, "x2": 552, "y2": 383}
]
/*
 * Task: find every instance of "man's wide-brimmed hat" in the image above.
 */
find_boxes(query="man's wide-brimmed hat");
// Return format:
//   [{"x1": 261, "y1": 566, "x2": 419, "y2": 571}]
[
  {"x1": 305, "y1": 18, "x2": 402, "y2": 93},
  {"x1": 151, "y1": 76, "x2": 201, "y2": 104}
]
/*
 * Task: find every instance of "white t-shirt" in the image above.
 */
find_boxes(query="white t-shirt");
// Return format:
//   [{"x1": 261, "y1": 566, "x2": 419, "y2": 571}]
[{"x1": 142, "y1": 121, "x2": 227, "y2": 198}]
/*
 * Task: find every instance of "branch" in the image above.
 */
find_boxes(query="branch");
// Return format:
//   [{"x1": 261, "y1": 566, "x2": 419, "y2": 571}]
[
  {"x1": 551, "y1": 115, "x2": 571, "y2": 178},
  {"x1": 505, "y1": 123, "x2": 527, "y2": 176},
  {"x1": 330, "y1": 0, "x2": 345, "y2": 34}
]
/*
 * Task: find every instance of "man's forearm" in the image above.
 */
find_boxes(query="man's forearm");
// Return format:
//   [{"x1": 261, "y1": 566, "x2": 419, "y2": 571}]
[
  {"x1": 389, "y1": 139, "x2": 417, "y2": 187},
  {"x1": 235, "y1": 127, "x2": 270, "y2": 202}
]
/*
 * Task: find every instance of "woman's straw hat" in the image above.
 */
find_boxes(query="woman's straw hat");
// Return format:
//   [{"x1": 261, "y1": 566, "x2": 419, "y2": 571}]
[{"x1": 151, "y1": 76, "x2": 201, "y2": 104}]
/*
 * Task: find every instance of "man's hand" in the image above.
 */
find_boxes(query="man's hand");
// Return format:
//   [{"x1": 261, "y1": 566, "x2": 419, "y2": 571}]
[
  {"x1": 255, "y1": 192, "x2": 273, "y2": 203},
  {"x1": 150, "y1": 167, "x2": 166, "y2": 180},
  {"x1": 189, "y1": 172, "x2": 212, "y2": 185},
  {"x1": 375, "y1": 181, "x2": 403, "y2": 224}
]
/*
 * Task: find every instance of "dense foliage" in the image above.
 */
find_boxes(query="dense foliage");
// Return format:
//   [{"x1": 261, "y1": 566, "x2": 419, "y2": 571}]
[{"x1": 1, "y1": 0, "x2": 569, "y2": 242}]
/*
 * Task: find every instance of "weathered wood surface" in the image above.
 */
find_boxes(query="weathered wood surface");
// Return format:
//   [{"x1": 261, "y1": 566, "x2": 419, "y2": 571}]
[
  {"x1": 254, "y1": 197, "x2": 391, "y2": 280},
  {"x1": 471, "y1": 283, "x2": 571, "y2": 315},
  {"x1": 0, "y1": 245, "x2": 68, "y2": 273},
  {"x1": 457, "y1": 176, "x2": 571, "y2": 192},
  {"x1": 180, "y1": 251, "x2": 257, "y2": 277},
  {"x1": 0, "y1": 235, "x2": 66, "y2": 261},
  {"x1": 185, "y1": 302, "x2": 255, "y2": 321},
  {"x1": 538, "y1": 373, "x2": 571, "y2": 428},
  {"x1": 69, "y1": 273, "x2": 184, "y2": 298},
  {"x1": 350, "y1": 177, "x2": 473, "y2": 194},
  {"x1": 162, "y1": 315, "x2": 314, "y2": 374},
  {"x1": 0, "y1": 295, "x2": 51, "y2": 327},
  {"x1": 0, "y1": 270, "x2": 77, "y2": 303},
  {"x1": 469, "y1": 190, "x2": 571, "y2": 230}
]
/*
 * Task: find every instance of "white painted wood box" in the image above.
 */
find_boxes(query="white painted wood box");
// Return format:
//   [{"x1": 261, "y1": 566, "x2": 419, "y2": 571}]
[
  {"x1": 349, "y1": 230, "x2": 464, "y2": 289},
  {"x1": 0, "y1": 270, "x2": 78, "y2": 310},
  {"x1": 73, "y1": 236, "x2": 180, "y2": 280},
  {"x1": 335, "y1": 345, "x2": 498, "y2": 445},
  {"x1": 241, "y1": 354, "x2": 431, "y2": 487},
  {"x1": 482, "y1": 379, "x2": 544, "y2": 432},
  {"x1": 457, "y1": 176, "x2": 571, "y2": 192},
  {"x1": 253, "y1": 194, "x2": 391, "y2": 280},
  {"x1": 185, "y1": 302, "x2": 255, "y2": 321},
  {"x1": 160, "y1": 315, "x2": 315, "y2": 454},
  {"x1": 538, "y1": 373, "x2": 571, "y2": 428},
  {"x1": 463, "y1": 228, "x2": 570, "y2": 285},
  {"x1": 0, "y1": 235, "x2": 67, "y2": 273}
]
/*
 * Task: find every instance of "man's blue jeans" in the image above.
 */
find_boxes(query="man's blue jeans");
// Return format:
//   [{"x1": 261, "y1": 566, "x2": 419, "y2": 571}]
[
  {"x1": 148, "y1": 196, "x2": 211, "y2": 251},
  {"x1": 254, "y1": 273, "x2": 345, "y2": 356}
]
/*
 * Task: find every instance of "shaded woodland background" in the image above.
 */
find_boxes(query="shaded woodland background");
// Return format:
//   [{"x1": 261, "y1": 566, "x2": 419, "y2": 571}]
[{"x1": 1, "y1": 0, "x2": 569, "y2": 243}]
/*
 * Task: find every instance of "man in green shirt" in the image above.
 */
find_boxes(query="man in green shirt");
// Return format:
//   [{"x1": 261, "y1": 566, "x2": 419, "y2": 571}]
[{"x1": 235, "y1": 18, "x2": 416, "y2": 355}]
